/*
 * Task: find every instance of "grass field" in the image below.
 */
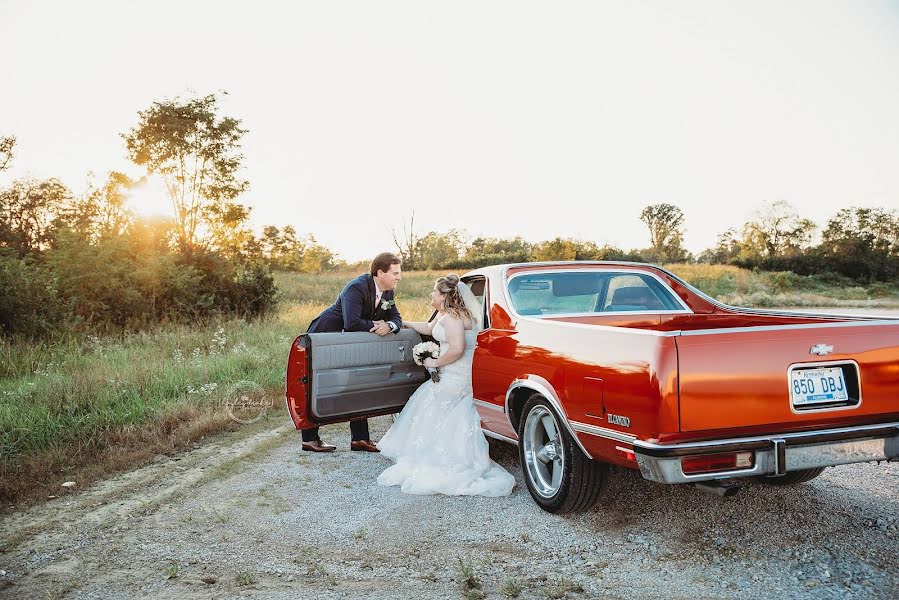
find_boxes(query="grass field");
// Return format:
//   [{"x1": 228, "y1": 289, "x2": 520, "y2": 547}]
[
  {"x1": 665, "y1": 264, "x2": 899, "y2": 307},
  {"x1": 0, "y1": 270, "x2": 441, "y2": 504},
  {"x1": 1, "y1": 265, "x2": 896, "y2": 505}
]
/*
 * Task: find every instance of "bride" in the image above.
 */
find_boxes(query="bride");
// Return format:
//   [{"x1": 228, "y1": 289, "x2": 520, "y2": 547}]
[{"x1": 376, "y1": 274, "x2": 516, "y2": 497}]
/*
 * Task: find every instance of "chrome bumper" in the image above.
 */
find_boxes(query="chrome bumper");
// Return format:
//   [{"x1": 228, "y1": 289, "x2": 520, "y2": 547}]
[{"x1": 634, "y1": 422, "x2": 899, "y2": 484}]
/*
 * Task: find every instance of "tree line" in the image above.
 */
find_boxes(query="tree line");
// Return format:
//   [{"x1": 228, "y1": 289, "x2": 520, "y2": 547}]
[
  {"x1": 385, "y1": 201, "x2": 898, "y2": 282},
  {"x1": 3, "y1": 92, "x2": 897, "y2": 339}
]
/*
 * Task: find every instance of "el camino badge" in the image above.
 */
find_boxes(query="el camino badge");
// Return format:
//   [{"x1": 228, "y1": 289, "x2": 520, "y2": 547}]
[
  {"x1": 607, "y1": 414, "x2": 631, "y2": 428},
  {"x1": 810, "y1": 344, "x2": 833, "y2": 356}
]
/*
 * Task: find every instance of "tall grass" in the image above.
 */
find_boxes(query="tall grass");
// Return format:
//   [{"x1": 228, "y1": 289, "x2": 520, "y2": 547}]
[
  {"x1": 0, "y1": 270, "x2": 443, "y2": 503},
  {"x1": 665, "y1": 263, "x2": 899, "y2": 307}
]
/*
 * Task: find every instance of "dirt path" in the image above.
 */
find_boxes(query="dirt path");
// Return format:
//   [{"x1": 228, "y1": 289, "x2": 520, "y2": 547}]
[{"x1": 1, "y1": 412, "x2": 897, "y2": 600}]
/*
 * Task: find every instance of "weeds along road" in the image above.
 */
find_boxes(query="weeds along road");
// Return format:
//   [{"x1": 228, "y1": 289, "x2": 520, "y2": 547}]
[{"x1": 1, "y1": 306, "x2": 897, "y2": 599}]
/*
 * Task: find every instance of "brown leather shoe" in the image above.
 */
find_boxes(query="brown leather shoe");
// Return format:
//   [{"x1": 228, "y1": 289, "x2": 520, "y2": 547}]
[
  {"x1": 350, "y1": 440, "x2": 380, "y2": 453},
  {"x1": 302, "y1": 439, "x2": 336, "y2": 452}
]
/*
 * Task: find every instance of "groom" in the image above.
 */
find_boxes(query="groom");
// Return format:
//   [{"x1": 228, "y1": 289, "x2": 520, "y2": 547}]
[{"x1": 302, "y1": 252, "x2": 403, "y2": 452}]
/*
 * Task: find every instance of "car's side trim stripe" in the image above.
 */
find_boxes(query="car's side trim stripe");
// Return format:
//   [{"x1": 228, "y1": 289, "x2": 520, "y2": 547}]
[
  {"x1": 474, "y1": 399, "x2": 505, "y2": 412},
  {"x1": 570, "y1": 421, "x2": 637, "y2": 443},
  {"x1": 482, "y1": 429, "x2": 518, "y2": 444}
]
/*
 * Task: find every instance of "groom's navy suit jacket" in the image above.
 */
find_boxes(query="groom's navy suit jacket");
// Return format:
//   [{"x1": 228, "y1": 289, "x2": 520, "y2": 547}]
[{"x1": 307, "y1": 273, "x2": 402, "y2": 334}]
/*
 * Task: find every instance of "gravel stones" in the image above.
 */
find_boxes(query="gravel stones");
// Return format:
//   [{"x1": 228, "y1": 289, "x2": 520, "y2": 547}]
[{"x1": 1, "y1": 417, "x2": 896, "y2": 599}]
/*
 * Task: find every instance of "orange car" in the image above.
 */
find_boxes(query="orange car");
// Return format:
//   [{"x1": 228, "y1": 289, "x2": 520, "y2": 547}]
[{"x1": 287, "y1": 261, "x2": 899, "y2": 512}]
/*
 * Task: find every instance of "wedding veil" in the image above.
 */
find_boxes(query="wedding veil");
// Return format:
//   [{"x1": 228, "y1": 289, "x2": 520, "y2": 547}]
[{"x1": 456, "y1": 281, "x2": 484, "y2": 331}]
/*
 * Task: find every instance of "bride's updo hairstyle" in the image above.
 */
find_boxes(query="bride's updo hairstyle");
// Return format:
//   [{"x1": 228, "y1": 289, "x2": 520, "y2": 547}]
[{"x1": 435, "y1": 274, "x2": 474, "y2": 323}]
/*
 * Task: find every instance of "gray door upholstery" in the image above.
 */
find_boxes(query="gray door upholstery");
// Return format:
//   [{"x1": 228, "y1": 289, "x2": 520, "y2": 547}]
[{"x1": 306, "y1": 329, "x2": 427, "y2": 419}]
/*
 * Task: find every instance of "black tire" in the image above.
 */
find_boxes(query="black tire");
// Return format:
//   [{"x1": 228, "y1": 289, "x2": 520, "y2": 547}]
[
  {"x1": 759, "y1": 467, "x2": 826, "y2": 486},
  {"x1": 518, "y1": 393, "x2": 607, "y2": 513}
]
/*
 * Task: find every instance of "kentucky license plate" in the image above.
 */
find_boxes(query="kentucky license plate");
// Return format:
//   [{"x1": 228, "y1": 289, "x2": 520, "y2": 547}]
[{"x1": 790, "y1": 367, "x2": 849, "y2": 407}]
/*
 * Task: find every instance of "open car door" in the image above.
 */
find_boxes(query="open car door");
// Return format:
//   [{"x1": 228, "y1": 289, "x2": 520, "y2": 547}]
[{"x1": 286, "y1": 329, "x2": 428, "y2": 430}]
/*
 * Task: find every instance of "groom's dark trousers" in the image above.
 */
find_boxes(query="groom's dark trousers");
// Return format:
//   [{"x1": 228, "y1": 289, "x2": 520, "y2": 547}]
[{"x1": 302, "y1": 273, "x2": 402, "y2": 443}]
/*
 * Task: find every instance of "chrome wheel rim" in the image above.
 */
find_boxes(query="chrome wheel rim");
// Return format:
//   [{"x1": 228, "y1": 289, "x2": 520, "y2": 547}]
[{"x1": 523, "y1": 405, "x2": 565, "y2": 499}]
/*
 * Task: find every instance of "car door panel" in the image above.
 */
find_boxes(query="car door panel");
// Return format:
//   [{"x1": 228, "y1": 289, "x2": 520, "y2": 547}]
[{"x1": 286, "y1": 329, "x2": 427, "y2": 428}]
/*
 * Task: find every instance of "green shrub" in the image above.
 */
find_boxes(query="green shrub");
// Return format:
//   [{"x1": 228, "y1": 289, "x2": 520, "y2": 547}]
[{"x1": 0, "y1": 252, "x2": 72, "y2": 338}]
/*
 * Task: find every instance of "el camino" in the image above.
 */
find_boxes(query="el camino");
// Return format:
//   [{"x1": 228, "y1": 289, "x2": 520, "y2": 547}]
[{"x1": 287, "y1": 261, "x2": 899, "y2": 512}]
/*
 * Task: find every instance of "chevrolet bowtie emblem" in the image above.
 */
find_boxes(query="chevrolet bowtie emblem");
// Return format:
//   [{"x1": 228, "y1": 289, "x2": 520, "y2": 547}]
[{"x1": 810, "y1": 344, "x2": 833, "y2": 356}]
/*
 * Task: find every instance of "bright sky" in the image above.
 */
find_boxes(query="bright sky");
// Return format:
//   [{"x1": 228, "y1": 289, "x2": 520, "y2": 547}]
[{"x1": 2, "y1": 1, "x2": 898, "y2": 261}]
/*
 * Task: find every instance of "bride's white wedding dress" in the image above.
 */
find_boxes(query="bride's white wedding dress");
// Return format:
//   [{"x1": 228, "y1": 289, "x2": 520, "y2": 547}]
[{"x1": 376, "y1": 316, "x2": 516, "y2": 496}]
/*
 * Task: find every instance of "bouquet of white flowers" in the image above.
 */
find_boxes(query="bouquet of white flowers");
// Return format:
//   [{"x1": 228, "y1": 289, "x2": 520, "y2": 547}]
[{"x1": 412, "y1": 341, "x2": 441, "y2": 382}]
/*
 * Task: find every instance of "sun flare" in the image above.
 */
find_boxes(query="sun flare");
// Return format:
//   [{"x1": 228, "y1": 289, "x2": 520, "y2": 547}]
[{"x1": 126, "y1": 177, "x2": 173, "y2": 218}]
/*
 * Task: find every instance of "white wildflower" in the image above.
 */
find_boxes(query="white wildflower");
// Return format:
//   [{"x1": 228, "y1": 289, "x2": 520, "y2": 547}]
[{"x1": 212, "y1": 327, "x2": 227, "y2": 354}]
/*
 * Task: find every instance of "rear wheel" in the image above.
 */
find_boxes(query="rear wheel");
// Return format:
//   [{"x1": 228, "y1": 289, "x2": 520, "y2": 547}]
[
  {"x1": 759, "y1": 467, "x2": 826, "y2": 486},
  {"x1": 518, "y1": 394, "x2": 607, "y2": 513}
]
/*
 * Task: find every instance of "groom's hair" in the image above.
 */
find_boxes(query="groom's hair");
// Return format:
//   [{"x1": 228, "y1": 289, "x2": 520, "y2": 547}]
[{"x1": 370, "y1": 252, "x2": 402, "y2": 276}]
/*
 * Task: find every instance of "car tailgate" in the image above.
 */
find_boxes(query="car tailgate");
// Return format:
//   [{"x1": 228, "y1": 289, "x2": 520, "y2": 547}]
[{"x1": 676, "y1": 321, "x2": 899, "y2": 432}]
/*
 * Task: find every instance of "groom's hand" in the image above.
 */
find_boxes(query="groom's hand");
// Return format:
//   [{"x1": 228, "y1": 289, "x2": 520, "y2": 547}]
[{"x1": 370, "y1": 320, "x2": 392, "y2": 336}]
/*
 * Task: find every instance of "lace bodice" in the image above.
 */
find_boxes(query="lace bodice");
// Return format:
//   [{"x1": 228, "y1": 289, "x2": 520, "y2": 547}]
[{"x1": 431, "y1": 317, "x2": 477, "y2": 386}]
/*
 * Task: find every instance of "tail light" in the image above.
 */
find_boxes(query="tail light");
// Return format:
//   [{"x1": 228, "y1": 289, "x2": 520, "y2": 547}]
[
  {"x1": 615, "y1": 446, "x2": 637, "y2": 462},
  {"x1": 681, "y1": 451, "x2": 754, "y2": 475}
]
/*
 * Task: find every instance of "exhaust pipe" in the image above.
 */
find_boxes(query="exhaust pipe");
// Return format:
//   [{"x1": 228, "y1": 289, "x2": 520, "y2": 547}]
[{"x1": 694, "y1": 480, "x2": 740, "y2": 497}]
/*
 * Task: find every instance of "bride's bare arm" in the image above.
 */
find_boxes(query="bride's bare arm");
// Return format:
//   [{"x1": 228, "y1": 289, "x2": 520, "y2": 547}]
[
  {"x1": 425, "y1": 316, "x2": 464, "y2": 368},
  {"x1": 402, "y1": 319, "x2": 437, "y2": 336}
]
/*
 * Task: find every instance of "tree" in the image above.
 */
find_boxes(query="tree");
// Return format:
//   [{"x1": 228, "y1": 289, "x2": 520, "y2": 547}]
[
  {"x1": 299, "y1": 236, "x2": 336, "y2": 273},
  {"x1": 532, "y1": 237, "x2": 579, "y2": 261},
  {"x1": 739, "y1": 200, "x2": 815, "y2": 259},
  {"x1": 260, "y1": 225, "x2": 308, "y2": 271},
  {"x1": 122, "y1": 92, "x2": 249, "y2": 251},
  {"x1": 639, "y1": 203, "x2": 689, "y2": 263},
  {"x1": 416, "y1": 229, "x2": 467, "y2": 269},
  {"x1": 531, "y1": 238, "x2": 635, "y2": 262},
  {"x1": 464, "y1": 236, "x2": 533, "y2": 260},
  {"x1": 391, "y1": 212, "x2": 421, "y2": 270},
  {"x1": 816, "y1": 206, "x2": 899, "y2": 280},
  {"x1": 0, "y1": 177, "x2": 72, "y2": 256},
  {"x1": 0, "y1": 253, "x2": 71, "y2": 338},
  {"x1": 46, "y1": 230, "x2": 148, "y2": 335},
  {"x1": 62, "y1": 171, "x2": 135, "y2": 242},
  {"x1": 0, "y1": 134, "x2": 15, "y2": 173},
  {"x1": 698, "y1": 228, "x2": 742, "y2": 264},
  {"x1": 204, "y1": 201, "x2": 257, "y2": 261},
  {"x1": 820, "y1": 207, "x2": 898, "y2": 256},
  {"x1": 95, "y1": 172, "x2": 136, "y2": 238}
]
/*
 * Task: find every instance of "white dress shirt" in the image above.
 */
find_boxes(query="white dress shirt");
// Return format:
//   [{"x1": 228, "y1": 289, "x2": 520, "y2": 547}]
[{"x1": 373, "y1": 279, "x2": 397, "y2": 332}]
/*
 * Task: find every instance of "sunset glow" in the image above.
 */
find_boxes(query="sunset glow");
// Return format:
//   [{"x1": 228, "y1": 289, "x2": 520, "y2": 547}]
[{"x1": 125, "y1": 176, "x2": 174, "y2": 219}]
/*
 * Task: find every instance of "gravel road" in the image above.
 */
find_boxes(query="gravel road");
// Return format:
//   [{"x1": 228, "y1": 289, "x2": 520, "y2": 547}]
[
  {"x1": 3, "y1": 306, "x2": 898, "y2": 599},
  {"x1": 1, "y1": 413, "x2": 897, "y2": 600}
]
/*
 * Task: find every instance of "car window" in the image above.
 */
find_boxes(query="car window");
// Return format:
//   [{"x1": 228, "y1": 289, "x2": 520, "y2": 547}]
[
  {"x1": 461, "y1": 275, "x2": 489, "y2": 328},
  {"x1": 507, "y1": 271, "x2": 682, "y2": 316},
  {"x1": 601, "y1": 274, "x2": 674, "y2": 311}
]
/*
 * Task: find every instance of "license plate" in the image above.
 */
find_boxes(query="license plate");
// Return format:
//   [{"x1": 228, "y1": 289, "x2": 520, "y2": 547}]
[{"x1": 790, "y1": 367, "x2": 849, "y2": 406}]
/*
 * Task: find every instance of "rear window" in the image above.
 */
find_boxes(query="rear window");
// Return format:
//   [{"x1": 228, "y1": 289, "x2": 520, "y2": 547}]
[{"x1": 507, "y1": 271, "x2": 684, "y2": 316}]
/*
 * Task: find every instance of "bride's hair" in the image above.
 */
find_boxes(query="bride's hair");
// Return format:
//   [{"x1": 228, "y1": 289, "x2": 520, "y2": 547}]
[{"x1": 435, "y1": 274, "x2": 474, "y2": 323}]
